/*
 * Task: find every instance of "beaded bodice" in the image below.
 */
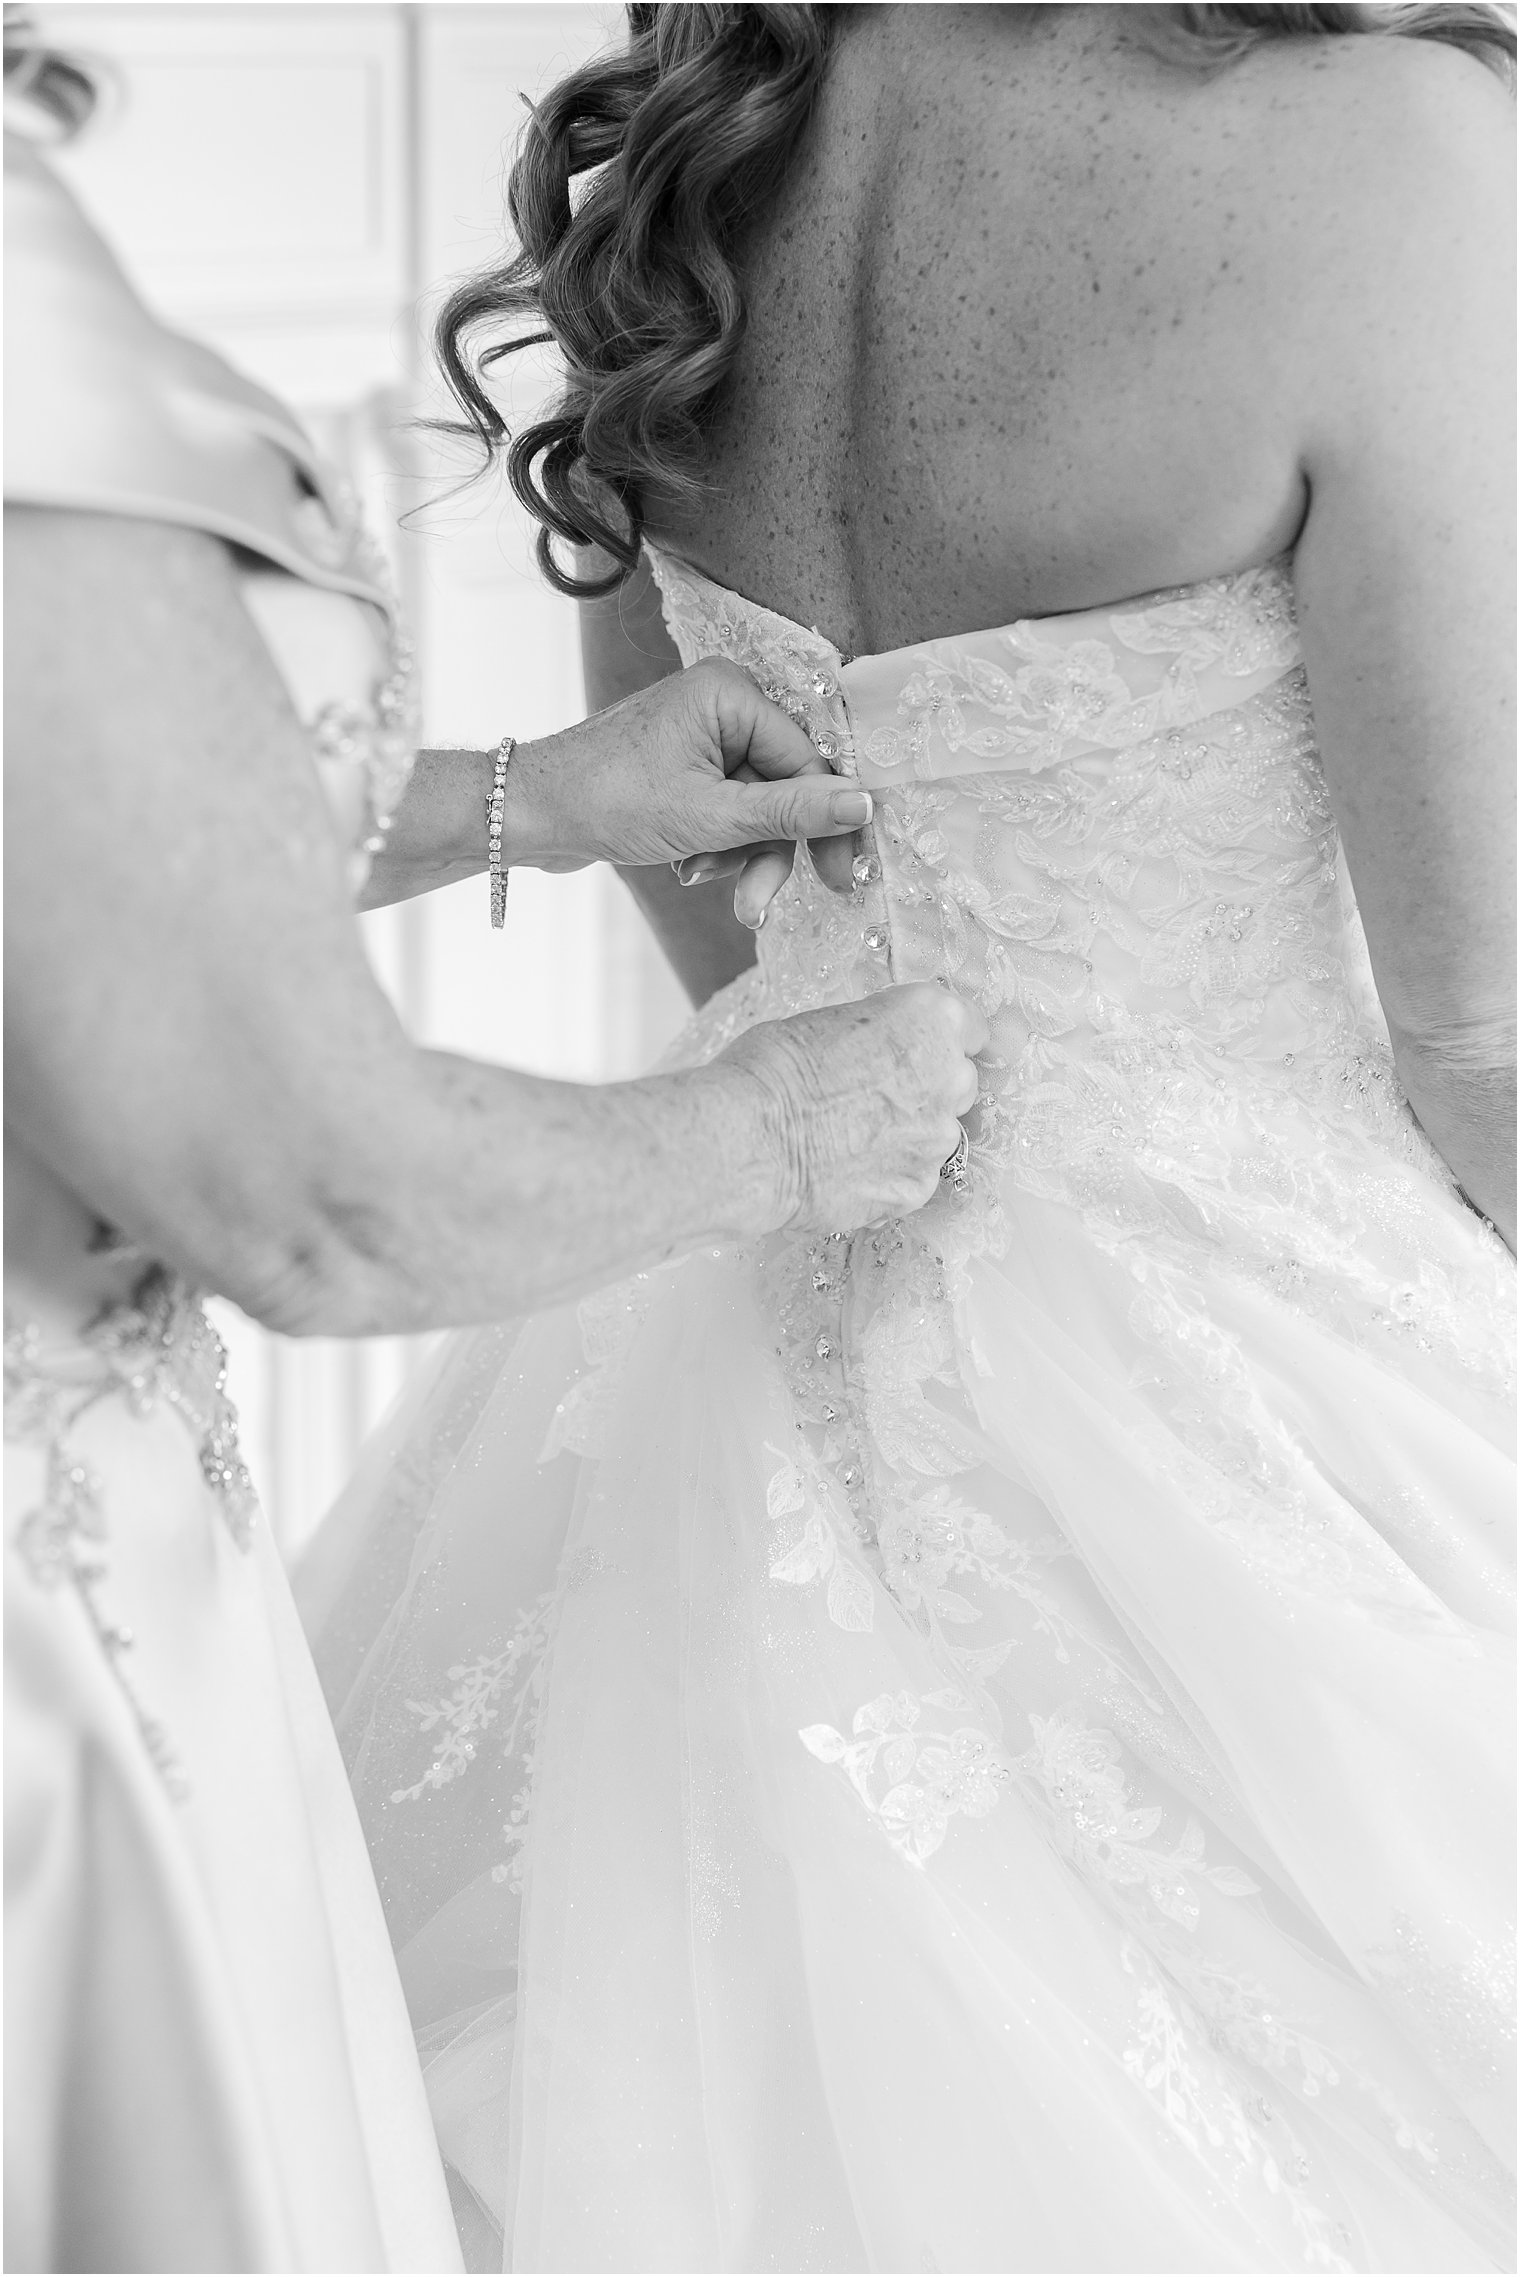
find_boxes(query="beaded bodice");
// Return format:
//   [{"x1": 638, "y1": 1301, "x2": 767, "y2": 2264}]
[{"x1": 647, "y1": 546, "x2": 1513, "y2": 1395}]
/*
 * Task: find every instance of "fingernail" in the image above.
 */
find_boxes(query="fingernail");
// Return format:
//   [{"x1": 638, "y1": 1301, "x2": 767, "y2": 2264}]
[
  {"x1": 742, "y1": 904, "x2": 767, "y2": 932},
  {"x1": 680, "y1": 858, "x2": 720, "y2": 886},
  {"x1": 831, "y1": 791, "x2": 872, "y2": 827}
]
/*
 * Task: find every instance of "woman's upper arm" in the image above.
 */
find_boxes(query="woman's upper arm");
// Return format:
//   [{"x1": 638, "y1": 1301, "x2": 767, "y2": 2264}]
[
  {"x1": 4, "y1": 506, "x2": 410, "y2": 1304},
  {"x1": 577, "y1": 546, "x2": 757, "y2": 1005},
  {"x1": 1287, "y1": 45, "x2": 1514, "y2": 1053}
]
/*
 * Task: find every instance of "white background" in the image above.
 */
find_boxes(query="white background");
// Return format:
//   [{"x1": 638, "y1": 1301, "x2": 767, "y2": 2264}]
[{"x1": 40, "y1": 2, "x2": 690, "y2": 1550}]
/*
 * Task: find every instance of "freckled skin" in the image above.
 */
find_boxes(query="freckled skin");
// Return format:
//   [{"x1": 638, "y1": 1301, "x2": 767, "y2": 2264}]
[{"x1": 652, "y1": 4, "x2": 1313, "y2": 655}]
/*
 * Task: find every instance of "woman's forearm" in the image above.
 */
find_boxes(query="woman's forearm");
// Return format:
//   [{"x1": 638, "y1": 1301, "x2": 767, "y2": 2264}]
[
  {"x1": 1390, "y1": 1022, "x2": 1516, "y2": 1251},
  {"x1": 357, "y1": 740, "x2": 604, "y2": 911},
  {"x1": 221, "y1": 1047, "x2": 785, "y2": 1337},
  {"x1": 161, "y1": 975, "x2": 986, "y2": 1337},
  {"x1": 358, "y1": 746, "x2": 495, "y2": 910},
  {"x1": 359, "y1": 741, "x2": 752, "y2": 1037}
]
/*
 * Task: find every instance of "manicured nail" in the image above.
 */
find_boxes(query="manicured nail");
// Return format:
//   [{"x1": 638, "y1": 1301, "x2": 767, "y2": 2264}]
[{"x1": 831, "y1": 791, "x2": 872, "y2": 827}]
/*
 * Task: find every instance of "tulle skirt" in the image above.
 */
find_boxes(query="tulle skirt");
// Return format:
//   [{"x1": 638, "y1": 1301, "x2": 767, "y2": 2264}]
[{"x1": 307, "y1": 1130, "x2": 1515, "y2": 2274}]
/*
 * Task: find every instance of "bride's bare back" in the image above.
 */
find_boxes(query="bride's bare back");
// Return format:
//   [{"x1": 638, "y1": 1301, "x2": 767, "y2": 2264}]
[{"x1": 653, "y1": 5, "x2": 1500, "y2": 651}]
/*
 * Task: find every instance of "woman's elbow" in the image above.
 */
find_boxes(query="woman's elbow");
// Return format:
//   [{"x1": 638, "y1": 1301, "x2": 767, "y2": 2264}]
[
  {"x1": 1386, "y1": 1000, "x2": 1516, "y2": 1084},
  {"x1": 193, "y1": 1183, "x2": 430, "y2": 1341}
]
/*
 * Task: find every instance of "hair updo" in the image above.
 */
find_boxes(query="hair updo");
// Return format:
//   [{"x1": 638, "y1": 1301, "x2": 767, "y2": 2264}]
[{"x1": 435, "y1": 2, "x2": 1516, "y2": 598}]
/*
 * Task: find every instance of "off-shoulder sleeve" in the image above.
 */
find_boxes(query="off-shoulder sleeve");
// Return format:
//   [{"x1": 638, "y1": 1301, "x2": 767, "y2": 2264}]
[
  {"x1": 3, "y1": 130, "x2": 388, "y2": 611},
  {"x1": 4, "y1": 131, "x2": 419, "y2": 888}
]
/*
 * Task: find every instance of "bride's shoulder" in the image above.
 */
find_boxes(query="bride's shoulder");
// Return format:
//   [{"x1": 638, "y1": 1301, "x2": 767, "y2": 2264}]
[
  {"x1": 1241, "y1": 33, "x2": 1510, "y2": 347},
  {"x1": 1229, "y1": 28, "x2": 1507, "y2": 164},
  {"x1": 1019, "y1": 21, "x2": 1511, "y2": 311},
  {"x1": 1123, "y1": 28, "x2": 1512, "y2": 380},
  {"x1": 1188, "y1": 28, "x2": 1512, "y2": 234}
]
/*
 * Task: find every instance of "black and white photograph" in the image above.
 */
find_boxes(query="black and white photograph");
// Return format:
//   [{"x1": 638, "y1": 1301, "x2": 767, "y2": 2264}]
[{"x1": 4, "y1": 2, "x2": 1515, "y2": 2271}]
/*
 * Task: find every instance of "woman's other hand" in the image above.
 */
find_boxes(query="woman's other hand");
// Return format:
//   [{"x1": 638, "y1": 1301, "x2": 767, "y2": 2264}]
[
  {"x1": 715, "y1": 983, "x2": 989, "y2": 1234},
  {"x1": 504, "y1": 656, "x2": 870, "y2": 916},
  {"x1": 364, "y1": 658, "x2": 866, "y2": 928}
]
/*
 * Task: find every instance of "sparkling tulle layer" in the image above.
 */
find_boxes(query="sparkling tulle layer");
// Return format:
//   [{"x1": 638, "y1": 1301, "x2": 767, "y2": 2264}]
[{"x1": 310, "y1": 1185, "x2": 1514, "y2": 2275}]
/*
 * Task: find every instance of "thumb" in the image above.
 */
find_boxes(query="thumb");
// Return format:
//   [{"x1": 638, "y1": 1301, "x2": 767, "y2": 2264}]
[{"x1": 707, "y1": 776, "x2": 873, "y2": 849}]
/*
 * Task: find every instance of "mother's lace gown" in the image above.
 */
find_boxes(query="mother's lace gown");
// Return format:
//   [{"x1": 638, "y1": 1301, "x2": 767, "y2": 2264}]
[
  {"x1": 311, "y1": 540, "x2": 1515, "y2": 2273},
  {"x1": 3, "y1": 136, "x2": 461, "y2": 2273}
]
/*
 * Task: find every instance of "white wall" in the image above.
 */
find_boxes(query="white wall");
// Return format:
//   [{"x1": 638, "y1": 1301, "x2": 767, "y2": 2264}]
[{"x1": 40, "y1": 2, "x2": 688, "y2": 1552}]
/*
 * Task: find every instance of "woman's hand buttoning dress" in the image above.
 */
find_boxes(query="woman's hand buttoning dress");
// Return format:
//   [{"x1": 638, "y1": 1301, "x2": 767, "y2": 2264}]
[{"x1": 312, "y1": 6, "x2": 1516, "y2": 2271}]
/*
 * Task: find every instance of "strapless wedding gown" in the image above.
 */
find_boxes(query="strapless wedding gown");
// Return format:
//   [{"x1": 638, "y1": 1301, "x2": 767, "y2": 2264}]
[{"x1": 308, "y1": 546, "x2": 1515, "y2": 2273}]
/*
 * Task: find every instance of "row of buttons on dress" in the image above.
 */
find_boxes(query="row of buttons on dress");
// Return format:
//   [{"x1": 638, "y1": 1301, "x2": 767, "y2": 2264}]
[{"x1": 756, "y1": 660, "x2": 898, "y2": 962}]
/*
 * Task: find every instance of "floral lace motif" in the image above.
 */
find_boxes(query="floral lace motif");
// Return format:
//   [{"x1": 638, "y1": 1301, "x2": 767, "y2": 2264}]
[
  {"x1": 799, "y1": 1688, "x2": 1012, "y2": 1865},
  {"x1": 4, "y1": 1268, "x2": 258, "y2": 1798},
  {"x1": 390, "y1": 1589, "x2": 557, "y2": 1893},
  {"x1": 1119, "y1": 1940, "x2": 1356, "y2": 2273},
  {"x1": 540, "y1": 1271, "x2": 671, "y2": 1462},
  {"x1": 854, "y1": 563, "x2": 1299, "y2": 783},
  {"x1": 1018, "y1": 1708, "x2": 1259, "y2": 1930}
]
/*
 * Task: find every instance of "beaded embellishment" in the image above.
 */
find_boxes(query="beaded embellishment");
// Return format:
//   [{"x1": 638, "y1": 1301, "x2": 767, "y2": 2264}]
[
  {"x1": 307, "y1": 506, "x2": 420, "y2": 861},
  {"x1": 5, "y1": 1267, "x2": 258, "y2": 1800}
]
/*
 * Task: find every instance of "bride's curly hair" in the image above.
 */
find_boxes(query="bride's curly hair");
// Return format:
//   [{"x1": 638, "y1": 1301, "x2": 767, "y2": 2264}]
[
  {"x1": 3, "y1": 6, "x2": 97, "y2": 134},
  {"x1": 437, "y1": 2, "x2": 1516, "y2": 598}
]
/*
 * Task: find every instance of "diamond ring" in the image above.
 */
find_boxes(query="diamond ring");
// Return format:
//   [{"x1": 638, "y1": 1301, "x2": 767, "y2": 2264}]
[{"x1": 940, "y1": 1129, "x2": 970, "y2": 1185}]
